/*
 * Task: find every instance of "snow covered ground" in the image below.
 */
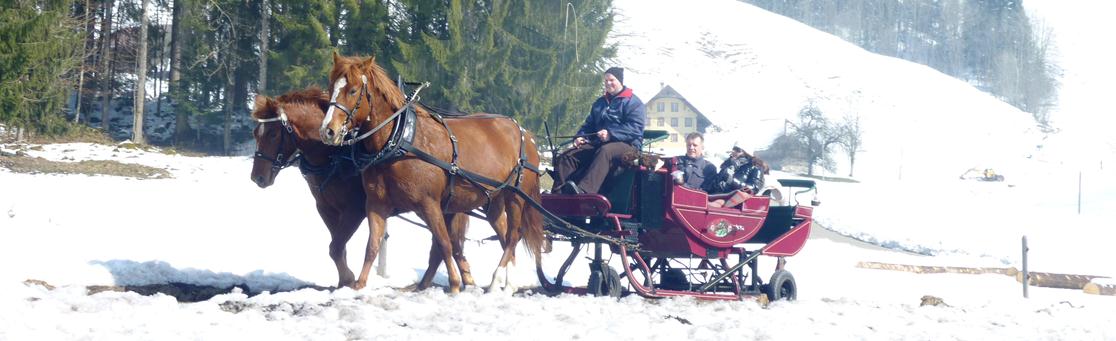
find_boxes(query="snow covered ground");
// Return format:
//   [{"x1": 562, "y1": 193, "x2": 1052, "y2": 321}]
[{"x1": 2, "y1": 0, "x2": 1115, "y2": 339}]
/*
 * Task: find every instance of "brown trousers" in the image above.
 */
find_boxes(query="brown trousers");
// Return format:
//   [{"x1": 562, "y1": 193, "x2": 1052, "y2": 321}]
[{"x1": 554, "y1": 141, "x2": 637, "y2": 194}]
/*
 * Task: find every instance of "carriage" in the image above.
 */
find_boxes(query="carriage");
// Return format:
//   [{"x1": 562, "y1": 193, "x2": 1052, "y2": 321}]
[
  {"x1": 253, "y1": 53, "x2": 818, "y2": 301},
  {"x1": 536, "y1": 130, "x2": 819, "y2": 301}
]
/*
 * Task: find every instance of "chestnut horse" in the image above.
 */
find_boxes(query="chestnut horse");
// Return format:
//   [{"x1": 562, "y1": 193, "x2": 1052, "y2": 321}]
[
  {"x1": 319, "y1": 53, "x2": 546, "y2": 293},
  {"x1": 249, "y1": 87, "x2": 475, "y2": 290}
]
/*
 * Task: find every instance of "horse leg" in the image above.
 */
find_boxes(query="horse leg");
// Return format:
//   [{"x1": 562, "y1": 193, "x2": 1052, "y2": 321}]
[
  {"x1": 449, "y1": 213, "x2": 475, "y2": 288},
  {"x1": 415, "y1": 203, "x2": 462, "y2": 294},
  {"x1": 488, "y1": 196, "x2": 523, "y2": 294},
  {"x1": 416, "y1": 213, "x2": 473, "y2": 290},
  {"x1": 354, "y1": 206, "x2": 389, "y2": 290},
  {"x1": 329, "y1": 208, "x2": 364, "y2": 288},
  {"x1": 417, "y1": 232, "x2": 444, "y2": 291},
  {"x1": 485, "y1": 200, "x2": 510, "y2": 248}
]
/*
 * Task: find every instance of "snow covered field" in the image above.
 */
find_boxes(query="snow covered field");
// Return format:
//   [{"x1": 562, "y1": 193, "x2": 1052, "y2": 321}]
[{"x1": 2, "y1": 0, "x2": 1115, "y2": 339}]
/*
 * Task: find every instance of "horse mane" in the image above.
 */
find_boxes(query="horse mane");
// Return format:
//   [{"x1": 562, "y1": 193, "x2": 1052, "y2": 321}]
[
  {"x1": 276, "y1": 86, "x2": 328, "y2": 105},
  {"x1": 276, "y1": 86, "x2": 330, "y2": 113},
  {"x1": 331, "y1": 55, "x2": 406, "y2": 109},
  {"x1": 251, "y1": 95, "x2": 279, "y2": 120}
]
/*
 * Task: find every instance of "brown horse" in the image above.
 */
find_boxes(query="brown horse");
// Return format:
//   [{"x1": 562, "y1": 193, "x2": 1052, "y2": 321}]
[
  {"x1": 319, "y1": 53, "x2": 546, "y2": 293},
  {"x1": 249, "y1": 87, "x2": 476, "y2": 290}
]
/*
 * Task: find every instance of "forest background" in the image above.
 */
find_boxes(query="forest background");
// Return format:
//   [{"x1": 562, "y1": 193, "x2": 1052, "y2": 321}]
[{"x1": 1, "y1": 0, "x2": 1056, "y2": 155}]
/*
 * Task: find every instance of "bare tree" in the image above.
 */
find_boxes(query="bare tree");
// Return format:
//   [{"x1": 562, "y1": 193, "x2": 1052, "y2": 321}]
[
  {"x1": 790, "y1": 102, "x2": 841, "y2": 176},
  {"x1": 133, "y1": 0, "x2": 150, "y2": 144},
  {"x1": 836, "y1": 114, "x2": 864, "y2": 177}
]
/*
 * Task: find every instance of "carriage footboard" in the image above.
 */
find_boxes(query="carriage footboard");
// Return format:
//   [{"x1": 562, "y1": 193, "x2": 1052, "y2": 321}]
[{"x1": 748, "y1": 206, "x2": 799, "y2": 244}]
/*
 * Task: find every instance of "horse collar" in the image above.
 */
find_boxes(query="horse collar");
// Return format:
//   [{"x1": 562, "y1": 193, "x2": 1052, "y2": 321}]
[{"x1": 351, "y1": 103, "x2": 417, "y2": 170}]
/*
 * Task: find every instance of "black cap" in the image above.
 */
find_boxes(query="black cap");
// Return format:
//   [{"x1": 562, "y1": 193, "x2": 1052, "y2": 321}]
[{"x1": 605, "y1": 67, "x2": 624, "y2": 85}]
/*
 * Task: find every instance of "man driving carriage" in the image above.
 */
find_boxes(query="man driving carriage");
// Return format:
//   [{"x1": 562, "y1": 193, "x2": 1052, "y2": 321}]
[{"x1": 553, "y1": 67, "x2": 646, "y2": 195}]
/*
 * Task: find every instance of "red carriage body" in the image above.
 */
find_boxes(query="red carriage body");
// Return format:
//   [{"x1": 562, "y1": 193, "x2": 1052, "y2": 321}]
[{"x1": 538, "y1": 139, "x2": 817, "y2": 301}]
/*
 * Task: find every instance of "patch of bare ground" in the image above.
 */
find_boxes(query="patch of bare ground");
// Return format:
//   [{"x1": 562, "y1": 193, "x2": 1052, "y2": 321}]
[{"x1": 0, "y1": 149, "x2": 172, "y2": 179}]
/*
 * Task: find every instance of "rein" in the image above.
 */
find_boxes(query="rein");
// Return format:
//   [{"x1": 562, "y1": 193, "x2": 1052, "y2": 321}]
[
  {"x1": 253, "y1": 108, "x2": 301, "y2": 173},
  {"x1": 330, "y1": 71, "x2": 635, "y2": 249}
]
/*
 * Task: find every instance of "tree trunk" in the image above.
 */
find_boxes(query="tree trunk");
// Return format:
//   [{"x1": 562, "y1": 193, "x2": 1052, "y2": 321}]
[
  {"x1": 133, "y1": 0, "x2": 149, "y2": 145},
  {"x1": 154, "y1": 5, "x2": 166, "y2": 120},
  {"x1": 171, "y1": 0, "x2": 189, "y2": 146},
  {"x1": 257, "y1": 0, "x2": 269, "y2": 95},
  {"x1": 848, "y1": 153, "x2": 856, "y2": 177},
  {"x1": 99, "y1": 0, "x2": 115, "y2": 130},
  {"x1": 223, "y1": 72, "x2": 233, "y2": 155},
  {"x1": 75, "y1": 0, "x2": 92, "y2": 124}
]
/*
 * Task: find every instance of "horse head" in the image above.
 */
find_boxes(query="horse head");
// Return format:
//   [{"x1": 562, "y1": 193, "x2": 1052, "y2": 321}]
[
  {"x1": 250, "y1": 94, "x2": 299, "y2": 188},
  {"x1": 320, "y1": 52, "x2": 406, "y2": 146}
]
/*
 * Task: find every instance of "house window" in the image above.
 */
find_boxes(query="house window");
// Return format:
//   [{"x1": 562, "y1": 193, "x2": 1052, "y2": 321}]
[
  {"x1": 670, "y1": 133, "x2": 678, "y2": 142},
  {"x1": 656, "y1": 117, "x2": 664, "y2": 127},
  {"x1": 671, "y1": 102, "x2": 679, "y2": 112},
  {"x1": 656, "y1": 102, "x2": 665, "y2": 112},
  {"x1": 684, "y1": 117, "x2": 693, "y2": 127},
  {"x1": 670, "y1": 117, "x2": 678, "y2": 127}
]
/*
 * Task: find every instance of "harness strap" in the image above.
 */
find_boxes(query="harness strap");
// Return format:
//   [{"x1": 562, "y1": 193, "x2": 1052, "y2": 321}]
[{"x1": 428, "y1": 111, "x2": 466, "y2": 212}]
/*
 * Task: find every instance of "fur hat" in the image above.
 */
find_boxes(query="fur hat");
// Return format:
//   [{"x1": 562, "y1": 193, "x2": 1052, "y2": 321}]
[
  {"x1": 732, "y1": 140, "x2": 752, "y2": 156},
  {"x1": 605, "y1": 67, "x2": 624, "y2": 85}
]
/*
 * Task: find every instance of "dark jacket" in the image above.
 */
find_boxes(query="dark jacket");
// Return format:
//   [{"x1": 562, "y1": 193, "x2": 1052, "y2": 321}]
[
  {"x1": 710, "y1": 156, "x2": 765, "y2": 194},
  {"x1": 675, "y1": 156, "x2": 718, "y2": 191},
  {"x1": 576, "y1": 87, "x2": 646, "y2": 149}
]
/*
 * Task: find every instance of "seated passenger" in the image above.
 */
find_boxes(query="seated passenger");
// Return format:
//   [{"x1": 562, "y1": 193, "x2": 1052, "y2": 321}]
[
  {"x1": 668, "y1": 132, "x2": 717, "y2": 191},
  {"x1": 708, "y1": 141, "x2": 768, "y2": 208},
  {"x1": 553, "y1": 66, "x2": 646, "y2": 195}
]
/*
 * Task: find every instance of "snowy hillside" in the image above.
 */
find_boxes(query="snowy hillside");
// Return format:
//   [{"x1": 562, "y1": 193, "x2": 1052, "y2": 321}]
[
  {"x1": 612, "y1": 0, "x2": 1041, "y2": 182},
  {"x1": 610, "y1": 0, "x2": 1116, "y2": 275}
]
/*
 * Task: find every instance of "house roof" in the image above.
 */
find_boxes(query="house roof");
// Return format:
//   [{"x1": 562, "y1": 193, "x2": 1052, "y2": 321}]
[{"x1": 646, "y1": 85, "x2": 713, "y2": 129}]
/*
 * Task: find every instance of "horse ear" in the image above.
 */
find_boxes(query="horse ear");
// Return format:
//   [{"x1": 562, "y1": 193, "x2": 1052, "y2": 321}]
[
  {"x1": 333, "y1": 50, "x2": 342, "y2": 65},
  {"x1": 252, "y1": 95, "x2": 267, "y2": 117},
  {"x1": 252, "y1": 95, "x2": 276, "y2": 119}
]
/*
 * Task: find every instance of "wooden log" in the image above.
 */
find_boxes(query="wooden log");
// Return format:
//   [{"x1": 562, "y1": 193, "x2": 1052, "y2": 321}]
[
  {"x1": 857, "y1": 262, "x2": 1110, "y2": 290},
  {"x1": 856, "y1": 261, "x2": 1018, "y2": 276},
  {"x1": 1014, "y1": 272, "x2": 1108, "y2": 290},
  {"x1": 1083, "y1": 280, "x2": 1116, "y2": 296}
]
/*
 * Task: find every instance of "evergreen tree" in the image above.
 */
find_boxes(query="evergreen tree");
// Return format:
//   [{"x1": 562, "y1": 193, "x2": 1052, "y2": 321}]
[
  {"x1": 390, "y1": 0, "x2": 615, "y2": 134},
  {"x1": 0, "y1": 0, "x2": 84, "y2": 134},
  {"x1": 490, "y1": 0, "x2": 616, "y2": 133},
  {"x1": 267, "y1": 0, "x2": 336, "y2": 95}
]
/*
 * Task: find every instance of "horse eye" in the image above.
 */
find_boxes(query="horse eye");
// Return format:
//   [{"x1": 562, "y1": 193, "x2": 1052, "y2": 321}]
[{"x1": 348, "y1": 88, "x2": 357, "y2": 96}]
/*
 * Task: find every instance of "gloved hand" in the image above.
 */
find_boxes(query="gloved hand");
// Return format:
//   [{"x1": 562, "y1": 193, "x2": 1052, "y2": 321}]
[{"x1": 671, "y1": 170, "x2": 684, "y2": 185}]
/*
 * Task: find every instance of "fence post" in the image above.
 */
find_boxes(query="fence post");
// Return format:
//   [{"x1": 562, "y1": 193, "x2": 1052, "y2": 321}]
[{"x1": 1022, "y1": 236, "x2": 1029, "y2": 298}]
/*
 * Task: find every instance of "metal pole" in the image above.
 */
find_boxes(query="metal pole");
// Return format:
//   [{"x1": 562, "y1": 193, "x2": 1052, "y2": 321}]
[
  {"x1": 376, "y1": 234, "x2": 388, "y2": 277},
  {"x1": 1022, "y1": 236, "x2": 1029, "y2": 298},
  {"x1": 1078, "y1": 170, "x2": 1082, "y2": 215}
]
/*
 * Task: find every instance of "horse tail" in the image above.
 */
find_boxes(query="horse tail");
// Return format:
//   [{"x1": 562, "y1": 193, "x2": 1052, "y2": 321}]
[
  {"x1": 521, "y1": 186, "x2": 546, "y2": 260},
  {"x1": 518, "y1": 128, "x2": 546, "y2": 260}
]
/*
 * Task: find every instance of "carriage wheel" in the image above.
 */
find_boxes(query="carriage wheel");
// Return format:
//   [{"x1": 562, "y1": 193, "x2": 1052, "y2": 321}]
[
  {"x1": 588, "y1": 266, "x2": 623, "y2": 298},
  {"x1": 765, "y1": 270, "x2": 797, "y2": 301}
]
